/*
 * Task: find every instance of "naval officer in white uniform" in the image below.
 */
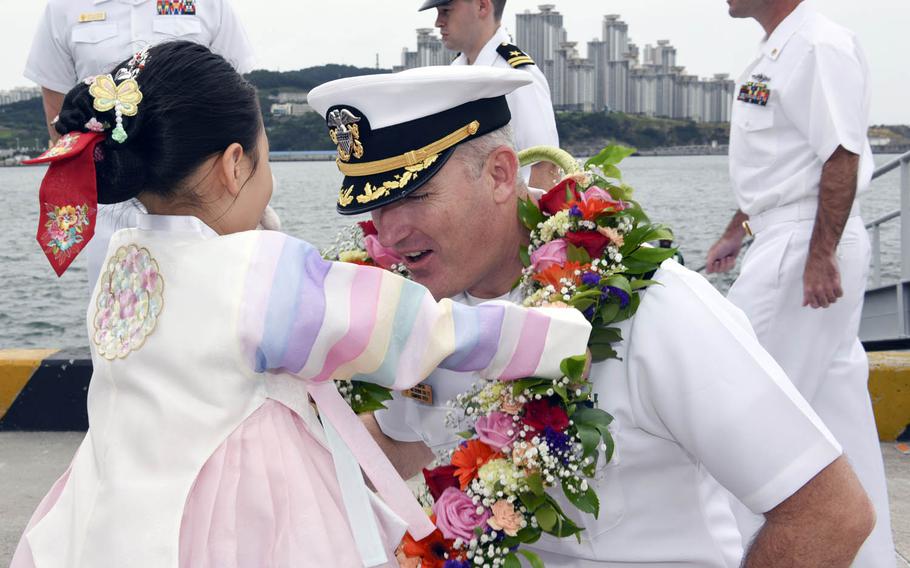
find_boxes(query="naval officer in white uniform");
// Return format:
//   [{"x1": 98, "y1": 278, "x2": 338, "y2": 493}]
[
  {"x1": 420, "y1": 0, "x2": 560, "y2": 189},
  {"x1": 25, "y1": 0, "x2": 256, "y2": 289},
  {"x1": 706, "y1": 1, "x2": 894, "y2": 565},
  {"x1": 309, "y1": 65, "x2": 876, "y2": 567}
]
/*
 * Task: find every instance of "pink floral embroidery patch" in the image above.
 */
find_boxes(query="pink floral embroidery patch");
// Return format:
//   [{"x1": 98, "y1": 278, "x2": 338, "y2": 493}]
[{"x1": 93, "y1": 245, "x2": 164, "y2": 359}]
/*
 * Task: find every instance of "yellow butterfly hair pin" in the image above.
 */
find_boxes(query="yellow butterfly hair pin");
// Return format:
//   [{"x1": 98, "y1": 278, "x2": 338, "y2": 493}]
[{"x1": 87, "y1": 47, "x2": 149, "y2": 143}]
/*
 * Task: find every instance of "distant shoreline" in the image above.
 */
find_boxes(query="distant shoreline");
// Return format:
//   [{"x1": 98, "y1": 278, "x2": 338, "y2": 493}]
[{"x1": 3, "y1": 145, "x2": 906, "y2": 167}]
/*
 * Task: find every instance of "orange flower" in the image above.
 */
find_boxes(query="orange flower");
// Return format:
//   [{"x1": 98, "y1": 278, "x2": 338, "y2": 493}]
[
  {"x1": 398, "y1": 515, "x2": 456, "y2": 568},
  {"x1": 532, "y1": 261, "x2": 587, "y2": 289},
  {"x1": 451, "y1": 440, "x2": 502, "y2": 490}
]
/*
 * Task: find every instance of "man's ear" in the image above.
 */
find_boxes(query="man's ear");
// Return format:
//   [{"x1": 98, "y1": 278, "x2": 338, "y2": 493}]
[
  {"x1": 217, "y1": 142, "x2": 246, "y2": 199},
  {"x1": 488, "y1": 145, "x2": 519, "y2": 205},
  {"x1": 477, "y1": 0, "x2": 492, "y2": 19}
]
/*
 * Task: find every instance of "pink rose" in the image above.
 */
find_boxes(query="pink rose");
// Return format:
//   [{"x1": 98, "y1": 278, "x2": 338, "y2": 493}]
[
  {"x1": 364, "y1": 234, "x2": 404, "y2": 270},
  {"x1": 581, "y1": 185, "x2": 613, "y2": 204},
  {"x1": 530, "y1": 239, "x2": 568, "y2": 271},
  {"x1": 432, "y1": 487, "x2": 491, "y2": 542},
  {"x1": 474, "y1": 411, "x2": 518, "y2": 450}
]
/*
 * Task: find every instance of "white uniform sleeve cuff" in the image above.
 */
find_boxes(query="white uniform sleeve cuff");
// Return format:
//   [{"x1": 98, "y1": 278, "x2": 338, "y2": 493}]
[{"x1": 23, "y1": 68, "x2": 73, "y2": 96}]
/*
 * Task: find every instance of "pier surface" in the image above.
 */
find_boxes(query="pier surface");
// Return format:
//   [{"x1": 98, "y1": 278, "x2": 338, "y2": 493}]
[{"x1": 0, "y1": 432, "x2": 908, "y2": 565}]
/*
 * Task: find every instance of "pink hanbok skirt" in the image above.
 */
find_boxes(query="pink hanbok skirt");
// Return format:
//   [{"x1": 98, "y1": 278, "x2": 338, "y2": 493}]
[{"x1": 10, "y1": 399, "x2": 404, "y2": 568}]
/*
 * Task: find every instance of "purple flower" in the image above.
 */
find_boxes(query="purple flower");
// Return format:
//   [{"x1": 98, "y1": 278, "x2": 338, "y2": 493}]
[
  {"x1": 433, "y1": 487, "x2": 492, "y2": 541},
  {"x1": 568, "y1": 205, "x2": 583, "y2": 218},
  {"x1": 602, "y1": 285, "x2": 630, "y2": 309},
  {"x1": 543, "y1": 427, "x2": 572, "y2": 463},
  {"x1": 475, "y1": 411, "x2": 519, "y2": 450},
  {"x1": 444, "y1": 561, "x2": 471, "y2": 568},
  {"x1": 581, "y1": 271, "x2": 601, "y2": 286}
]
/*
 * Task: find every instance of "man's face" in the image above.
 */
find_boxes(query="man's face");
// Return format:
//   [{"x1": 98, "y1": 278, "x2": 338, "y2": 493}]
[
  {"x1": 727, "y1": 0, "x2": 770, "y2": 19},
  {"x1": 370, "y1": 152, "x2": 511, "y2": 300},
  {"x1": 435, "y1": 0, "x2": 480, "y2": 53}
]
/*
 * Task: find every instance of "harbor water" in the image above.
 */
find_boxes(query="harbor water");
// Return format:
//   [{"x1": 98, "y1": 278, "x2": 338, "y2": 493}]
[{"x1": 0, "y1": 155, "x2": 903, "y2": 351}]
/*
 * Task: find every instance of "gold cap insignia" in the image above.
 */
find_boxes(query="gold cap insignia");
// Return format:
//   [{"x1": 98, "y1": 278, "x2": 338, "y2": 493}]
[{"x1": 327, "y1": 108, "x2": 364, "y2": 162}]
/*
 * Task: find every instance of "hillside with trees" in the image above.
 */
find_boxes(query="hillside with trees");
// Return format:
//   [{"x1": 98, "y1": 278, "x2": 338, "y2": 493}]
[{"x1": 2, "y1": 65, "x2": 904, "y2": 155}]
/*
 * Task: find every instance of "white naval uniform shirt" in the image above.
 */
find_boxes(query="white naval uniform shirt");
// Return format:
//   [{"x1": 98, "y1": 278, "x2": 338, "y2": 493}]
[
  {"x1": 375, "y1": 260, "x2": 842, "y2": 566},
  {"x1": 24, "y1": 0, "x2": 256, "y2": 94},
  {"x1": 451, "y1": 27, "x2": 559, "y2": 181},
  {"x1": 729, "y1": 1, "x2": 873, "y2": 217},
  {"x1": 24, "y1": 0, "x2": 256, "y2": 290}
]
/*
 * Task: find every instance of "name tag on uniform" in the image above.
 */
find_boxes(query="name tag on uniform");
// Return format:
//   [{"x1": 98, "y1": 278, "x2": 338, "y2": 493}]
[
  {"x1": 157, "y1": 0, "x2": 197, "y2": 15},
  {"x1": 402, "y1": 384, "x2": 434, "y2": 405},
  {"x1": 78, "y1": 12, "x2": 106, "y2": 23}
]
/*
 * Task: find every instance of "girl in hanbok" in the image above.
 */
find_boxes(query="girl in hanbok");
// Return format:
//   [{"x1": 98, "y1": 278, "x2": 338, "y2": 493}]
[{"x1": 10, "y1": 42, "x2": 590, "y2": 568}]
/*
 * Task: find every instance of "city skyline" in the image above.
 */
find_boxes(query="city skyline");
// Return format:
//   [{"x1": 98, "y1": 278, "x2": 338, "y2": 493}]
[
  {"x1": 397, "y1": 7, "x2": 736, "y2": 123},
  {"x1": 0, "y1": 0, "x2": 905, "y2": 123}
]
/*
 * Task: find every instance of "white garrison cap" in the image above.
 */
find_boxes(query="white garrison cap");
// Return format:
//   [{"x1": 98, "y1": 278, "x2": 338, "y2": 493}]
[{"x1": 307, "y1": 66, "x2": 532, "y2": 214}]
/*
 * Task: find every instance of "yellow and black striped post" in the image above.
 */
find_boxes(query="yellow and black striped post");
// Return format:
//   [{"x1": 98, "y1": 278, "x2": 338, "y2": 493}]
[{"x1": 0, "y1": 349, "x2": 91, "y2": 430}]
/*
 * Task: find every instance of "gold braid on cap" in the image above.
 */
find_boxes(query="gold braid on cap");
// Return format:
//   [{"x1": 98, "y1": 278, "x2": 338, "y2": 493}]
[{"x1": 337, "y1": 120, "x2": 480, "y2": 177}]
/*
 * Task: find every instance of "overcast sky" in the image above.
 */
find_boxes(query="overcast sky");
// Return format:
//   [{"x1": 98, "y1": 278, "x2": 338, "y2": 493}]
[{"x1": 1, "y1": 0, "x2": 906, "y2": 123}]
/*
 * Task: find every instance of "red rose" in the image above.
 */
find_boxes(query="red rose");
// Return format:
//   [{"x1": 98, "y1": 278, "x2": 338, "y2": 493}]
[
  {"x1": 358, "y1": 220, "x2": 378, "y2": 236},
  {"x1": 539, "y1": 178, "x2": 582, "y2": 215},
  {"x1": 565, "y1": 231, "x2": 610, "y2": 258},
  {"x1": 422, "y1": 465, "x2": 460, "y2": 501},
  {"x1": 522, "y1": 398, "x2": 570, "y2": 433}
]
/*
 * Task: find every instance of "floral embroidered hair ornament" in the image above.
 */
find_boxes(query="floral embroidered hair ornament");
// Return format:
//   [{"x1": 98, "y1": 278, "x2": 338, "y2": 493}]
[{"x1": 21, "y1": 47, "x2": 149, "y2": 276}]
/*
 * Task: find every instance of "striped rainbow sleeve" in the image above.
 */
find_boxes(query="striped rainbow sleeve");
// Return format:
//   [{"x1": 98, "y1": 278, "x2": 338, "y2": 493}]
[{"x1": 241, "y1": 233, "x2": 591, "y2": 389}]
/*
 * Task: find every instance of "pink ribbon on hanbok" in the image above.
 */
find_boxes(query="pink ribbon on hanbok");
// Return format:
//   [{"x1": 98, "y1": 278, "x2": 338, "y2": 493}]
[{"x1": 307, "y1": 381, "x2": 435, "y2": 551}]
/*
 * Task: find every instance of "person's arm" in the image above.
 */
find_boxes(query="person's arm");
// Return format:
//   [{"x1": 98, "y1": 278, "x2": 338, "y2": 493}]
[
  {"x1": 529, "y1": 161, "x2": 560, "y2": 190},
  {"x1": 705, "y1": 209, "x2": 748, "y2": 273},
  {"x1": 802, "y1": 146, "x2": 859, "y2": 308},
  {"x1": 360, "y1": 413, "x2": 434, "y2": 479},
  {"x1": 41, "y1": 87, "x2": 65, "y2": 144},
  {"x1": 744, "y1": 456, "x2": 874, "y2": 567}
]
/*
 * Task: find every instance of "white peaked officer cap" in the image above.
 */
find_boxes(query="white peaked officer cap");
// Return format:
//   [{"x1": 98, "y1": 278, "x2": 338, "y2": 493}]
[{"x1": 307, "y1": 65, "x2": 532, "y2": 214}]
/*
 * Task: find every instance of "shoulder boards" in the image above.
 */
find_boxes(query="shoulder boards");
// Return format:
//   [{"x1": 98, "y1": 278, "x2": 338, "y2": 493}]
[{"x1": 496, "y1": 42, "x2": 535, "y2": 68}]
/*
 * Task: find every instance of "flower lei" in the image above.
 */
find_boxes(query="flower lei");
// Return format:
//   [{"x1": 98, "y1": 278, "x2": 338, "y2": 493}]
[{"x1": 324, "y1": 145, "x2": 675, "y2": 567}]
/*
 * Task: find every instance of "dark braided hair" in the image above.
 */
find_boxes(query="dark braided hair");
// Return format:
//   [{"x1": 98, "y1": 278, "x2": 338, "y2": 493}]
[{"x1": 55, "y1": 41, "x2": 262, "y2": 205}]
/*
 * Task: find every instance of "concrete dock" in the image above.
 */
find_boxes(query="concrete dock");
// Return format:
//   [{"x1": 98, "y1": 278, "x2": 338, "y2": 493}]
[{"x1": 0, "y1": 432, "x2": 908, "y2": 565}]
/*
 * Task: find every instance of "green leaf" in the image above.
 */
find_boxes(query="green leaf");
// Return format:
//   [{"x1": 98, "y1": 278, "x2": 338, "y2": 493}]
[
  {"x1": 597, "y1": 423, "x2": 616, "y2": 463},
  {"x1": 559, "y1": 354, "x2": 587, "y2": 382},
  {"x1": 519, "y1": 245, "x2": 531, "y2": 268},
  {"x1": 518, "y1": 197, "x2": 544, "y2": 231},
  {"x1": 590, "y1": 326, "x2": 623, "y2": 344},
  {"x1": 628, "y1": 245, "x2": 678, "y2": 265},
  {"x1": 504, "y1": 553, "x2": 521, "y2": 568},
  {"x1": 563, "y1": 479, "x2": 601, "y2": 518},
  {"x1": 574, "y1": 407, "x2": 614, "y2": 429},
  {"x1": 603, "y1": 275, "x2": 632, "y2": 296},
  {"x1": 526, "y1": 472, "x2": 545, "y2": 496},
  {"x1": 570, "y1": 297, "x2": 596, "y2": 312},
  {"x1": 516, "y1": 526, "x2": 542, "y2": 544},
  {"x1": 598, "y1": 301, "x2": 620, "y2": 323},
  {"x1": 512, "y1": 377, "x2": 548, "y2": 398},
  {"x1": 584, "y1": 144, "x2": 636, "y2": 170},
  {"x1": 576, "y1": 423, "x2": 600, "y2": 458},
  {"x1": 565, "y1": 243, "x2": 592, "y2": 264},
  {"x1": 535, "y1": 504, "x2": 558, "y2": 532},
  {"x1": 517, "y1": 549, "x2": 546, "y2": 568},
  {"x1": 519, "y1": 491, "x2": 546, "y2": 513},
  {"x1": 589, "y1": 342, "x2": 618, "y2": 361},
  {"x1": 630, "y1": 278, "x2": 660, "y2": 291},
  {"x1": 456, "y1": 430, "x2": 474, "y2": 439}
]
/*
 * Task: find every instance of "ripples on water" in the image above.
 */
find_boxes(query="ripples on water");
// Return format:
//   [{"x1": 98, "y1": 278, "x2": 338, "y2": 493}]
[{"x1": 0, "y1": 156, "x2": 902, "y2": 350}]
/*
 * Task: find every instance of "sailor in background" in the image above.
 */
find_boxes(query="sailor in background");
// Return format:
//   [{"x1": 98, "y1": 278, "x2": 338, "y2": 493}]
[
  {"x1": 24, "y1": 0, "x2": 257, "y2": 289},
  {"x1": 420, "y1": 0, "x2": 560, "y2": 189},
  {"x1": 706, "y1": 0, "x2": 895, "y2": 564}
]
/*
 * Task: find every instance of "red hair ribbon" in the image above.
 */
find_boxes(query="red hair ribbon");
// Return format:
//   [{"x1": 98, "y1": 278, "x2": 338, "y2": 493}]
[{"x1": 23, "y1": 132, "x2": 106, "y2": 277}]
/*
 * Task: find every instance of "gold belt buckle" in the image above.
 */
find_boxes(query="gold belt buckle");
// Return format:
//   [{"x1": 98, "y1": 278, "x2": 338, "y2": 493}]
[
  {"x1": 742, "y1": 220, "x2": 754, "y2": 237},
  {"x1": 403, "y1": 384, "x2": 434, "y2": 405}
]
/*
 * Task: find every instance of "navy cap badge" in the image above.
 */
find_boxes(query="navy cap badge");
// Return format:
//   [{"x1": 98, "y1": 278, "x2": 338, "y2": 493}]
[{"x1": 328, "y1": 108, "x2": 364, "y2": 162}]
